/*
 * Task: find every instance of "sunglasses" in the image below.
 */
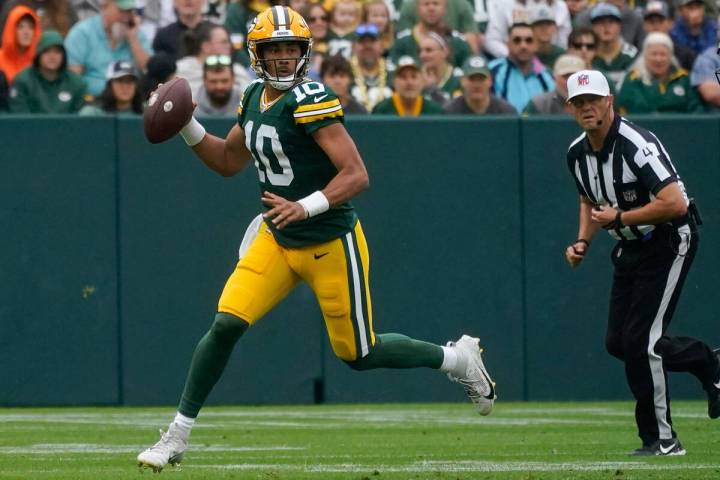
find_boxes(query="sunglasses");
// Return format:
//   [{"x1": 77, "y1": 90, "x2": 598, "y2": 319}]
[
  {"x1": 511, "y1": 36, "x2": 535, "y2": 44},
  {"x1": 205, "y1": 54, "x2": 232, "y2": 66},
  {"x1": 309, "y1": 15, "x2": 329, "y2": 22},
  {"x1": 572, "y1": 42, "x2": 596, "y2": 50}
]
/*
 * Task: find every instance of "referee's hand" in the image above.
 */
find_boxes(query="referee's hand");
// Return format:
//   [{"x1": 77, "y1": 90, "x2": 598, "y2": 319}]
[{"x1": 565, "y1": 241, "x2": 587, "y2": 268}]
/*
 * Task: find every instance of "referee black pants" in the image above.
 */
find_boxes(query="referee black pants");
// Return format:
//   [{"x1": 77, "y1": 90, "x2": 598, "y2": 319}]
[{"x1": 605, "y1": 224, "x2": 718, "y2": 446}]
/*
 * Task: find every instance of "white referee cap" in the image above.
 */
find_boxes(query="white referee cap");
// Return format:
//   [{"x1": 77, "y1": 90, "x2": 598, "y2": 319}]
[{"x1": 566, "y1": 70, "x2": 610, "y2": 101}]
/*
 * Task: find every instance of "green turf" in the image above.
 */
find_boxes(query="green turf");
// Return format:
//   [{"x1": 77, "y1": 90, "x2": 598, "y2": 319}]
[{"x1": 0, "y1": 402, "x2": 719, "y2": 479}]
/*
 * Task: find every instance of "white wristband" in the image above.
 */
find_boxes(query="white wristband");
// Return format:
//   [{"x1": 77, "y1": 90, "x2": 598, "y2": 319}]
[
  {"x1": 297, "y1": 191, "x2": 330, "y2": 218},
  {"x1": 179, "y1": 116, "x2": 206, "y2": 146}
]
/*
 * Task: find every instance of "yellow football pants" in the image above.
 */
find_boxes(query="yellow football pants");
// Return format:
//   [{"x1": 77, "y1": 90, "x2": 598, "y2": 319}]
[{"x1": 218, "y1": 220, "x2": 375, "y2": 361}]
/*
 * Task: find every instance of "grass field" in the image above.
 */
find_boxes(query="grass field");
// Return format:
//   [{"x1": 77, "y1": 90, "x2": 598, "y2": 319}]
[{"x1": 1, "y1": 401, "x2": 719, "y2": 479}]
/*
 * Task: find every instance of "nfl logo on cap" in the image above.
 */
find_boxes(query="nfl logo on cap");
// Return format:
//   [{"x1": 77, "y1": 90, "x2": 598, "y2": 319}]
[{"x1": 567, "y1": 70, "x2": 610, "y2": 101}]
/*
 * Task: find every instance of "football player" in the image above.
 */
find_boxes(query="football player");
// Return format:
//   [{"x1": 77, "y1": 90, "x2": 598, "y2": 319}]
[{"x1": 137, "y1": 6, "x2": 496, "y2": 472}]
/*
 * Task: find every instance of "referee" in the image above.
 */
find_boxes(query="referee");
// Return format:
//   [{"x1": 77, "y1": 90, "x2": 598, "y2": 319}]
[{"x1": 563, "y1": 70, "x2": 720, "y2": 456}]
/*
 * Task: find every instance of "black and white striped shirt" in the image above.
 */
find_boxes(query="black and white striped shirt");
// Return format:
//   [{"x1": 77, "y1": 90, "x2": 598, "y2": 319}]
[{"x1": 567, "y1": 115, "x2": 689, "y2": 241}]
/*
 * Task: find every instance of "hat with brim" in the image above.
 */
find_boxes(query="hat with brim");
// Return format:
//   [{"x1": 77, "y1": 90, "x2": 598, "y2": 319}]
[
  {"x1": 462, "y1": 56, "x2": 490, "y2": 77},
  {"x1": 676, "y1": 0, "x2": 704, "y2": 7},
  {"x1": 553, "y1": 54, "x2": 586, "y2": 76},
  {"x1": 566, "y1": 69, "x2": 610, "y2": 101},
  {"x1": 590, "y1": 3, "x2": 622, "y2": 22},
  {"x1": 529, "y1": 6, "x2": 556, "y2": 25},
  {"x1": 643, "y1": 0, "x2": 670, "y2": 18},
  {"x1": 114, "y1": 0, "x2": 137, "y2": 11},
  {"x1": 107, "y1": 60, "x2": 138, "y2": 80},
  {"x1": 395, "y1": 55, "x2": 420, "y2": 72},
  {"x1": 355, "y1": 23, "x2": 380, "y2": 40}
]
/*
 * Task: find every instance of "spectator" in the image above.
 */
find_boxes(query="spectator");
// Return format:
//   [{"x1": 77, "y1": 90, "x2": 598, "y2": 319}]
[
  {"x1": 396, "y1": 0, "x2": 479, "y2": 52},
  {"x1": 79, "y1": 59, "x2": 143, "y2": 114},
  {"x1": 65, "y1": 0, "x2": 152, "y2": 97},
  {"x1": 574, "y1": 0, "x2": 643, "y2": 48},
  {"x1": 485, "y1": 0, "x2": 571, "y2": 59},
  {"x1": 565, "y1": 0, "x2": 588, "y2": 23},
  {"x1": 326, "y1": 0, "x2": 360, "y2": 59},
  {"x1": 589, "y1": 3, "x2": 637, "y2": 91},
  {"x1": 0, "y1": 5, "x2": 40, "y2": 84},
  {"x1": 670, "y1": 0, "x2": 716, "y2": 56},
  {"x1": 418, "y1": 31, "x2": 462, "y2": 105},
  {"x1": 153, "y1": 0, "x2": 214, "y2": 60},
  {"x1": 530, "y1": 5, "x2": 565, "y2": 69},
  {"x1": 138, "y1": 51, "x2": 176, "y2": 100},
  {"x1": 392, "y1": 0, "x2": 473, "y2": 69},
  {"x1": 0, "y1": 0, "x2": 77, "y2": 39},
  {"x1": 444, "y1": 55, "x2": 516, "y2": 114},
  {"x1": 372, "y1": 55, "x2": 444, "y2": 115},
  {"x1": 301, "y1": 3, "x2": 329, "y2": 79},
  {"x1": 176, "y1": 23, "x2": 251, "y2": 97},
  {"x1": 321, "y1": 54, "x2": 367, "y2": 114},
  {"x1": 361, "y1": 0, "x2": 393, "y2": 53},
  {"x1": 9, "y1": 30, "x2": 87, "y2": 113},
  {"x1": 195, "y1": 55, "x2": 240, "y2": 116},
  {"x1": 138, "y1": 0, "x2": 178, "y2": 44},
  {"x1": 566, "y1": 26, "x2": 597, "y2": 67},
  {"x1": 488, "y1": 23, "x2": 555, "y2": 112},
  {"x1": 690, "y1": 45, "x2": 720, "y2": 111},
  {"x1": 643, "y1": 0, "x2": 695, "y2": 71},
  {"x1": 225, "y1": 0, "x2": 271, "y2": 66},
  {"x1": 349, "y1": 23, "x2": 391, "y2": 111},
  {"x1": 523, "y1": 53, "x2": 584, "y2": 113},
  {"x1": 617, "y1": 31, "x2": 702, "y2": 113}
]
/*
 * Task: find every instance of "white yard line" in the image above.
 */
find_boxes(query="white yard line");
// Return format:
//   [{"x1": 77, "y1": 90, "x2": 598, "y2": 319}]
[{"x1": 188, "y1": 460, "x2": 718, "y2": 473}]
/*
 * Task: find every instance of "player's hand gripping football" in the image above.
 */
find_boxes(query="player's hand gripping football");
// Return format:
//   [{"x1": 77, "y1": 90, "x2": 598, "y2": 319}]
[{"x1": 262, "y1": 191, "x2": 307, "y2": 229}]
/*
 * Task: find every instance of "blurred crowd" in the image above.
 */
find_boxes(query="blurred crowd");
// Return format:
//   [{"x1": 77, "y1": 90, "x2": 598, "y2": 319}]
[{"x1": 0, "y1": 0, "x2": 718, "y2": 117}]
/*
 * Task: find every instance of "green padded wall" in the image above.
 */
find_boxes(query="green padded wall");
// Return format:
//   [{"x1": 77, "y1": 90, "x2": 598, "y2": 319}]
[
  {"x1": 1, "y1": 115, "x2": 718, "y2": 406},
  {"x1": 321, "y1": 117, "x2": 525, "y2": 403},
  {"x1": 0, "y1": 116, "x2": 119, "y2": 405},
  {"x1": 116, "y1": 117, "x2": 324, "y2": 406}
]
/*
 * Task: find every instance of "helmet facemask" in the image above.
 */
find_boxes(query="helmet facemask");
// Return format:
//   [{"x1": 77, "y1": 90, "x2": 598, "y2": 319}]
[{"x1": 251, "y1": 39, "x2": 313, "y2": 91}]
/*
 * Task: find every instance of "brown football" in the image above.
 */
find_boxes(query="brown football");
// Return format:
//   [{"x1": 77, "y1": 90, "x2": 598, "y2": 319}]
[{"x1": 143, "y1": 77, "x2": 194, "y2": 144}]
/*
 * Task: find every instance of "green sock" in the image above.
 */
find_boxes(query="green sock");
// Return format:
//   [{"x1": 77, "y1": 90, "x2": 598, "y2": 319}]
[
  {"x1": 346, "y1": 333, "x2": 444, "y2": 371},
  {"x1": 178, "y1": 313, "x2": 249, "y2": 417}
]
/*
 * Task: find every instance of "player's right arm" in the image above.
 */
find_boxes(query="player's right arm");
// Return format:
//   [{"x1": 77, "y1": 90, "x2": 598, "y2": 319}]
[
  {"x1": 187, "y1": 123, "x2": 253, "y2": 177},
  {"x1": 566, "y1": 195, "x2": 600, "y2": 268}
]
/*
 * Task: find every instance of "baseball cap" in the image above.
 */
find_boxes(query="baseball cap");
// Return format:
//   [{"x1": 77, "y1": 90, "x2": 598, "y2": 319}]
[
  {"x1": 643, "y1": 0, "x2": 671, "y2": 18},
  {"x1": 590, "y1": 3, "x2": 622, "y2": 22},
  {"x1": 566, "y1": 70, "x2": 610, "y2": 101},
  {"x1": 113, "y1": 0, "x2": 137, "y2": 10},
  {"x1": 553, "y1": 54, "x2": 586, "y2": 76},
  {"x1": 529, "y1": 6, "x2": 555, "y2": 25},
  {"x1": 676, "y1": 0, "x2": 703, "y2": 7},
  {"x1": 395, "y1": 55, "x2": 420, "y2": 71},
  {"x1": 462, "y1": 56, "x2": 490, "y2": 77},
  {"x1": 355, "y1": 23, "x2": 380, "y2": 39},
  {"x1": 106, "y1": 60, "x2": 137, "y2": 80}
]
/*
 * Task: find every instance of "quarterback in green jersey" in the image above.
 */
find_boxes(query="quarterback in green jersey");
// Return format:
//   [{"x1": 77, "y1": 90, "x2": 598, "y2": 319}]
[{"x1": 137, "y1": 6, "x2": 496, "y2": 472}]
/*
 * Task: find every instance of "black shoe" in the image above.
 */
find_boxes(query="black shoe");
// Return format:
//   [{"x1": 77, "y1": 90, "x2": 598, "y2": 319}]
[
  {"x1": 630, "y1": 439, "x2": 686, "y2": 456},
  {"x1": 708, "y1": 349, "x2": 720, "y2": 419}
]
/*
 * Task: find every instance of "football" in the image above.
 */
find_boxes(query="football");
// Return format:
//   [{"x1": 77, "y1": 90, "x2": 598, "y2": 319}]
[{"x1": 143, "y1": 77, "x2": 194, "y2": 144}]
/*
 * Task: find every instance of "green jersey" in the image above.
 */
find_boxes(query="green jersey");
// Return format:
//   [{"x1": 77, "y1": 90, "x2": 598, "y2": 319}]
[
  {"x1": 238, "y1": 79, "x2": 357, "y2": 247},
  {"x1": 592, "y1": 41, "x2": 638, "y2": 91},
  {"x1": 326, "y1": 30, "x2": 355, "y2": 59},
  {"x1": 391, "y1": 29, "x2": 473, "y2": 68}
]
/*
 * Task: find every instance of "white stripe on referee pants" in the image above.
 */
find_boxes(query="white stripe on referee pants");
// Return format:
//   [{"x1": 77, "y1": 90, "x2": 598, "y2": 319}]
[
  {"x1": 647, "y1": 224, "x2": 690, "y2": 439},
  {"x1": 345, "y1": 231, "x2": 369, "y2": 357}
]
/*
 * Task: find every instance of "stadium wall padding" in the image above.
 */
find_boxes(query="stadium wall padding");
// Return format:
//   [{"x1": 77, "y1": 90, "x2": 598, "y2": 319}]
[{"x1": 1, "y1": 115, "x2": 718, "y2": 406}]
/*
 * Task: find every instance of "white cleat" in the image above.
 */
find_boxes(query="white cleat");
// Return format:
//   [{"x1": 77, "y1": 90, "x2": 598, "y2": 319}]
[
  {"x1": 446, "y1": 335, "x2": 496, "y2": 415},
  {"x1": 137, "y1": 424, "x2": 188, "y2": 473}
]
